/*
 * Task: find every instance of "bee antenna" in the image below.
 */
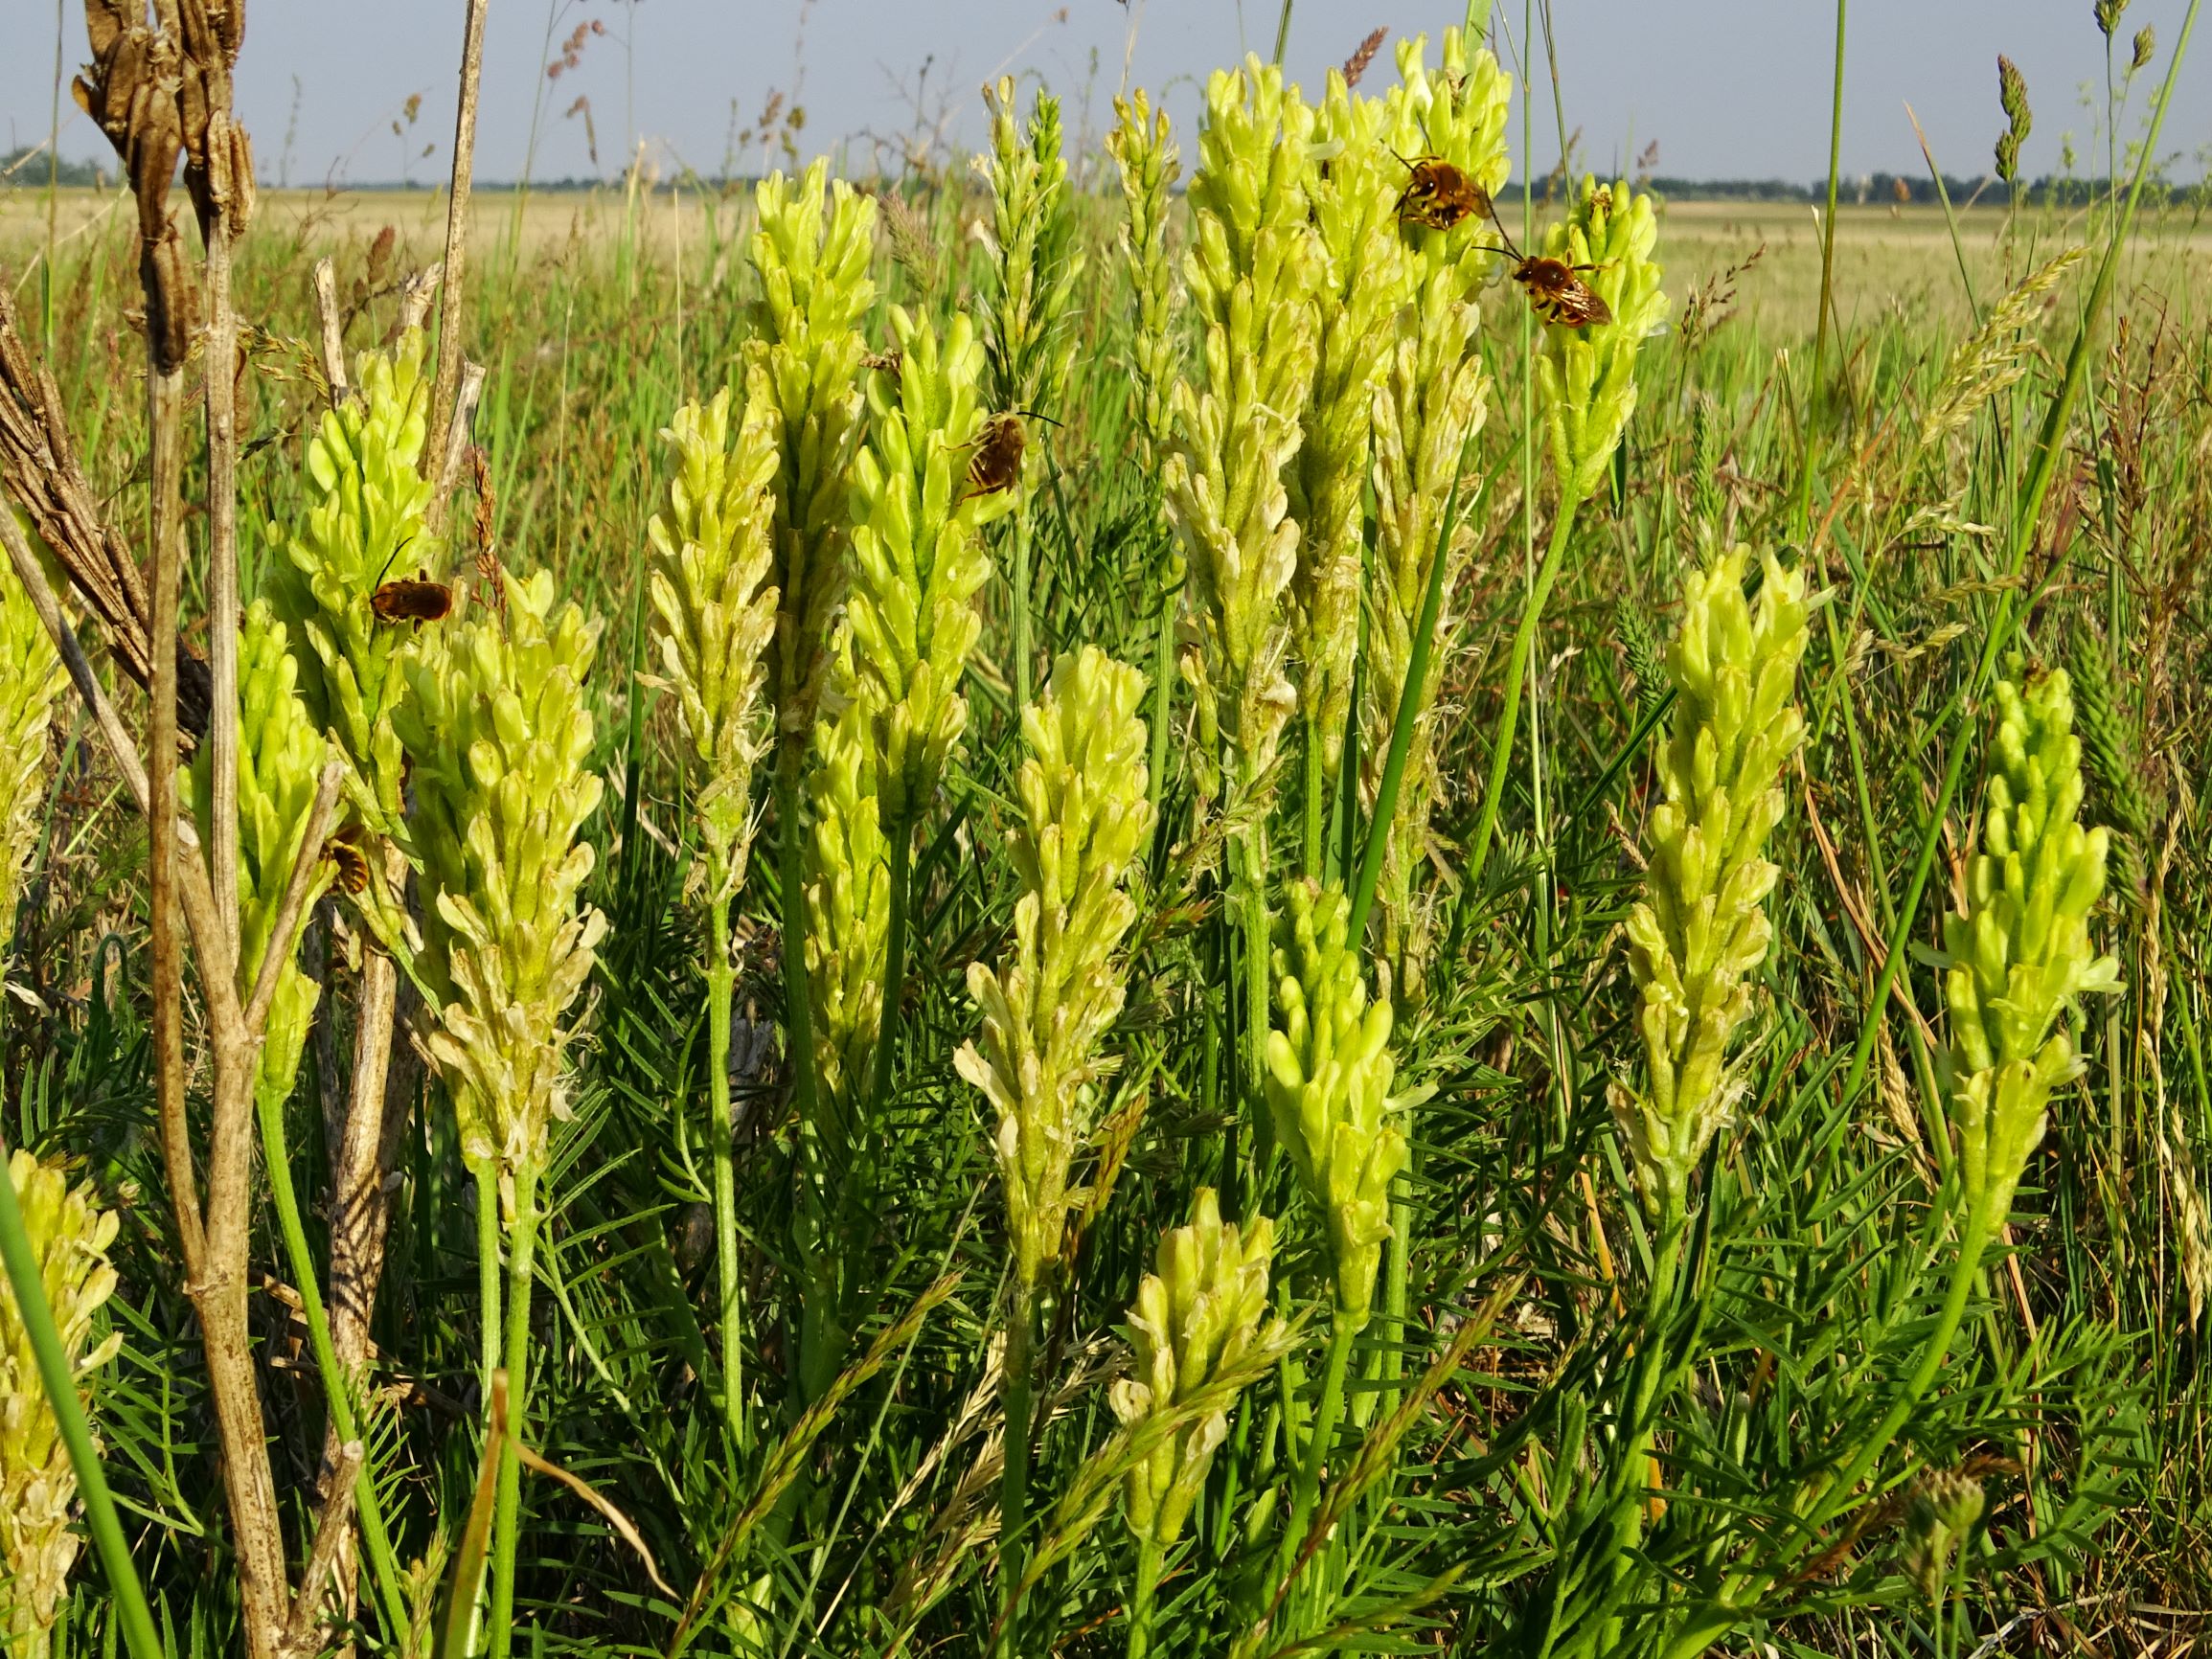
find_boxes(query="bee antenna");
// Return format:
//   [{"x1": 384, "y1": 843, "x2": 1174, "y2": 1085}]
[
  {"x1": 1386, "y1": 146, "x2": 1417, "y2": 173},
  {"x1": 1010, "y1": 408, "x2": 1064, "y2": 429}
]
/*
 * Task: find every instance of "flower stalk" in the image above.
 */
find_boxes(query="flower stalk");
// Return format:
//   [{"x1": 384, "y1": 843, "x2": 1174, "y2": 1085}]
[
  {"x1": 1358, "y1": 28, "x2": 1510, "y2": 1003},
  {"x1": 956, "y1": 646, "x2": 1154, "y2": 1620},
  {"x1": 1615, "y1": 546, "x2": 1810, "y2": 1225},
  {"x1": 1110, "y1": 1190, "x2": 1278, "y2": 1659},
  {"x1": 396, "y1": 569, "x2": 606, "y2": 1659},
  {"x1": 982, "y1": 78, "x2": 1083, "y2": 712},
  {"x1": 1165, "y1": 57, "x2": 1323, "y2": 1196},
  {"x1": 646, "y1": 384, "x2": 781, "y2": 1448},
  {"x1": 742, "y1": 165, "x2": 876, "y2": 1402}
]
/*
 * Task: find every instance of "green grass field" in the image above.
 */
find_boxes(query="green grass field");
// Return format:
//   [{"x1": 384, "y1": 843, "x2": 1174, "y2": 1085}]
[{"x1": 4, "y1": 16, "x2": 2212, "y2": 1659}]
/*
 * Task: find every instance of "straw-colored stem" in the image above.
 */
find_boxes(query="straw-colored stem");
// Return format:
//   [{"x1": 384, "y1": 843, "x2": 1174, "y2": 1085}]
[{"x1": 488, "y1": 1164, "x2": 542, "y2": 1659}]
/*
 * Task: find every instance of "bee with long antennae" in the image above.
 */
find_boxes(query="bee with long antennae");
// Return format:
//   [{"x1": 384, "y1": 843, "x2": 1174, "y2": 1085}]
[
  {"x1": 1387, "y1": 147, "x2": 1489, "y2": 230},
  {"x1": 959, "y1": 408, "x2": 1063, "y2": 504},
  {"x1": 367, "y1": 533, "x2": 454, "y2": 626},
  {"x1": 1469, "y1": 203, "x2": 1614, "y2": 330}
]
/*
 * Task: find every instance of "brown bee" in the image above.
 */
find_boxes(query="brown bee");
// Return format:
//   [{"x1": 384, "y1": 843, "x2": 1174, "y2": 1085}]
[
  {"x1": 324, "y1": 829, "x2": 372, "y2": 896},
  {"x1": 860, "y1": 348, "x2": 902, "y2": 375},
  {"x1": 1476, "y1": 210, "x2": 1613, "y2": 329},
  {"x1": 961, "y1": 411, "x2": 1060, "y2": 503},
  {"x1": 371, "y1": 569, "x2": 453, "y2": 626},
  {"x1": 1390, "y1": 149, "x2": 1489, "y2": 230}
]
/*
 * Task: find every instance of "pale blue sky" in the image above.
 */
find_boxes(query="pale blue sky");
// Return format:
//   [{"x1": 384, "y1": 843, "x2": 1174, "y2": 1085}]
[{"x1": 4, "y1": 1, "x2": 2208, "y2": 188}]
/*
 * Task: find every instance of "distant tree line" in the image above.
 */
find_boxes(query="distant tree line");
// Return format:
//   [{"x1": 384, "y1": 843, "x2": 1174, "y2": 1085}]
[{"x1": 0, "y1": 148, "x2": 106, "y2": 188}]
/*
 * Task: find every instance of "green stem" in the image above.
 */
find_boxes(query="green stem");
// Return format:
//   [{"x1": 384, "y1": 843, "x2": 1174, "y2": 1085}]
[
  {"x1": 476, "y1": 1160, "x2": 502, "y2": 1398},
  {"x1": 1463, "y1": 488, "x2": 1584, "y2": 898},
  {"x1": 1236, "y1": 807, "x2": 1271, "y2": 1210},
  {"x1": 1287, "y1": 1309, "x2": 1358, "y2": 1555},
  {"x1": 1347, "y1": 454, "x2": 1475, "y2": 948},
  {"x1": 1790, "y1": 0, "x2": 1848, "y2": 542},
  {"x1": 1270, "y1": 0, "x2": 1294, "y2": 64},
  {"x1": 706, "y1": 886, "x2": 745, "y2": 1453},
  {"x1": 1147, "y1": 556, "x2": 1179, "y2": 832},
  {"x1": 1300, "y1": 715, "x2": 1327, "y2": 882},
  {"x1": 776, "y1": 752, "x2": 829, "y2": 1408},
  {"x1": 254, "y1": 1082, "x2": 411, "y2": 1640},
  {"x1": 867, "y1": 817, "x2": 915, "y2": 1129},
  {"x1": 997, "y1": 1280, "x2": 1038, "y2": 1656},
  {"x1": 0, "y1": 1136, "x2": 163, "y2": 1659},
  {"x1": 1128, "y1": 1536, "x2": 1165, "y2": 1659},
  {"x1": 488, "y1": 1164, "x2": 542, "y2": 1659},
  {"x1": 1012, "y1": 510, "x2": 1036, "y2": 714}
]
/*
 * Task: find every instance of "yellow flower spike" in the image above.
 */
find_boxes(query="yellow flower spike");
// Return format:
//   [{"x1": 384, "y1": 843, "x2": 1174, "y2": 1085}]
[
  {"x1": 1108, "y1": 1189, "x2": 1278, "y2": 1552},
  {"x1": 1165, "y1": 55, "x2": 1323, "y2": 807},
  {"x1": 803, "y1": 684, "x2": 891, "y2": 1143},
  {"x1": 846, "y1": 306, "x2": 1013, "y2": 830},
  {"x1": 1941, "y1": 667, "x2": 2123, "y2": 1238},
  {"x1": 1265, "y1": 879, "x2": 1422, "y2": 1329},
  {"x1": 0, "y1": 1149, "x2": 122, "y2": 1659},
  {"x1": 1615, "y1": 547, "x2": 1810, "y2": 1221},
  {"x1": 183, "y1": 602, "x2": 341, "y2": 1112},
  {"x1": 745, "y1": 159, "x2": 878, "y2": 753},
  {"x1": 397, "y1": 570, "x2": 606, "y2": 1182},
  {"x1": 1536, "y1": 175, "x2": 1670, "y2": 503},
  {"x1": 646, "y1": 383, "x2": 782, "y2": 903},
  {"x1": 957, "y1": 647, "x2": 1154, "y2": 1292},
  {"x1": 0, "y1": 552, "x2": 65, "y2": 929},
  {"x1": 1289, "y1": 70, "x2": 1407, "y2": 843}
]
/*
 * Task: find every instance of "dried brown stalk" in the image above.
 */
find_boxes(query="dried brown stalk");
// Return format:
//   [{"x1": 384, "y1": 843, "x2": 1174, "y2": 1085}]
[
  {"x1": 0, "y1": 277, "x2": 209, "y2": 739},
  {"x1": 424, "y1": 0, "x2": 491, "y2": 503}
]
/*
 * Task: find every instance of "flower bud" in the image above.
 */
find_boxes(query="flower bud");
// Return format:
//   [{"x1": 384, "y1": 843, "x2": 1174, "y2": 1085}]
[
  {"x1": 957, "y1": 648, "x2": 1154, "y2": 1289},
  {"x1": 399, "y1": 571, "x2": 606, "y2": 1185},
  {"x1": 1615, "y1": 547, "x2": 1809, "y2": 1219},
  {"x1": 1941, "y1": 669, "x2": 2122, "y2": 1235},
  {"x1": 1109, "y1": 1190, "x2": 1275, "y2": 1550},
  {"x1": 1264, "y1": 879, "x2": 1418, "y2": 1328}
]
